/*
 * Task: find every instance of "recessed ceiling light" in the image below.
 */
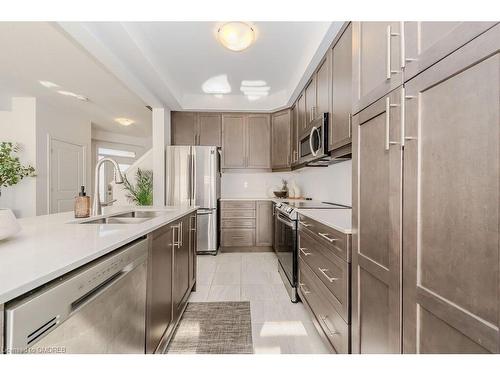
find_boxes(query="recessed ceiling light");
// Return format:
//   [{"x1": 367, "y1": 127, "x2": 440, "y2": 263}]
[
  {"x1": 57, "y1": 90, "x2": 89, "y2": 102},
  {"x1": 39, "y1": 80, "x2": 60, "y2": 89},
  {"x1": 217, "y1": 22, "x2": 255, "y2": 52},
  {"x1": 202, "y1": 74, "x2": 231, "y2": 94},
  {"x1": 241, "y1": 80, "x2": 266, "y2": 87},
  {"x1": 115, "y1": 118, "x2": 135, "y2": 126}
]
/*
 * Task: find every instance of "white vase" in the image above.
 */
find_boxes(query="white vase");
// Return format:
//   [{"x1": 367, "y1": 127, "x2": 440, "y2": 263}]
[{"x1": 0, "y1": 209, "x2": 21, "y2": 240}]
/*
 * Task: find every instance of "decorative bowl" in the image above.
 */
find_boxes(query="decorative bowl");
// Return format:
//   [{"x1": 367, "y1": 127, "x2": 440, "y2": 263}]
[
  {"x1": 273, "y1": 190, "x2": 288, "y2": 198},
  {"x1": 0, "y1": 208, "x2": 21, "y2": 240}
]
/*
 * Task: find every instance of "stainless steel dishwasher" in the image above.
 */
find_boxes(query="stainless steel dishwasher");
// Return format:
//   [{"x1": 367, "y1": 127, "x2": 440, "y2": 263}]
[{"x1": 4, "y1": 238, "x2": 148, "y2": 354}]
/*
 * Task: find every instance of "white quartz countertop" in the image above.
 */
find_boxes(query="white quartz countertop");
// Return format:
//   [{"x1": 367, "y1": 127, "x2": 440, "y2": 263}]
[
  {"x1": 297, "y1": 209, "x2": 352, "y2": 234},
  {"x1": 0, "y1": 205, "x2": 197, "y2": 304},
  {"x1": 220, "y1": 197, "x2": 310, "y2": 202}
]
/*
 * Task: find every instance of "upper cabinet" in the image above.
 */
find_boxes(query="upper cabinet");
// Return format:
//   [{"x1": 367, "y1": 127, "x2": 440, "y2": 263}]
[
  {"x1": 290, "y1": 104, "x2": 299, "y2": 165},
  {"x1": 297, "y1": 92, "x2": 307, "y2": 137},
  {"x1": 352, "y1": 22, "x2": 403, "y2": 114},
  {"x1": 222, "y1": 113, "x2": 271, "y2": 170},
  {"x1": 304, "y1": 76, "x2": 317, "y2": 131},
  {"x1": 271, "y1": 109, "x2": 291, "y2": 170},
  {"x1": 171, "y1": 112, "x2": 222, "y2": 147},
  {"x1": 329, "y1": 23, "x2": 353, "y2": 152},
  {"x1": 316, "y1": 52, "x2": 331, "y2": 117}
]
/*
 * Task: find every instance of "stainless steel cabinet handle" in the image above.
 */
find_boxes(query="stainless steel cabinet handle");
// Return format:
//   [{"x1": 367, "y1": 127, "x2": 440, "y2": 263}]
[
  {"x1": 318, "y1": 232, "x2": 337, "y2": 243},
  {"x1": 385, "y1": 97, "x2": 400, "y2": 151},
  {"x1": 190, "y1": 215, "x2": 197, "y2": 231},
  {"x1": 172, "y1": 224, "x2": 181, "y2": 248},
  {"x1": 299, "y1": 221, "x2": 311, "y2": 227},
  {"x1": 319, "y1": 315, "x2": 339, "y2": 336},
  {"x1": 299, "y1": 247, "x2": 311, "y2": 256},
  {"x1": 318, "y1": 268, "x2": 339, "y2": 283},
  {"x1": 348, "y1": 113, "x2": 352, "y2": 139},
  {"x1": 179, "y1": 222, "x2": 183, "y2": 247},
  {"x1": 299, "y1": 282, "x2": 311, "y2": 294},
  {"x1": 386, "y1": 24, "x2": 400, "y2": 80}
]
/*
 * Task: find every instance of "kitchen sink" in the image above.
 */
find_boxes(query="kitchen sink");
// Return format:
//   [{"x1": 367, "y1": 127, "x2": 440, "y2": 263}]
[
  {"x1": 111, "y1": 210, "x2": 170, "y2": 219},
  {"x1": 76, "y1": 210, "x2": 171, "y2": 224}
]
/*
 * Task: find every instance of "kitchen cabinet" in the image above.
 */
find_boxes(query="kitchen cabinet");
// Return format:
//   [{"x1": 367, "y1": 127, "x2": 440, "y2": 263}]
[
  {"x1": 188, "y1": 213, "x2": 197, "y2": 289},
  {"x1": 247, "y1": 114, "x2": 271, "y2": 168},
  {"x1": 329, "y1": 23, "x2": 352, "y2": 152},
  {"x1": 297, "y1": 93, "x2": 307, "y2": 136},
  {"x1": 171, "y1": 112, "x2": 197, "y2": 145},
  {"x1": 173, "y1": 215, "x2": 191, "y2": 322},
  {"x1": 271, "y1": 109, "x2": 291, "y2": 170},
  {"x1": 304, "y1": 76, "x2": 317, "y2": 130},
  {"x1": 352, "y1": 22, "x2": 403, "y2": 114},
  {"x1": 290, "y1": 104, "x2": 299, "y2": 165},
  {"x1": 222, "y1": 114, "x2": 246, "y2": 168},
  {"x1": 403, "y1": 22, "x2": 497, "y2": 81},
  {"x1": 351, "y1": 87, "x2": 403, "y2": 354},
  {"x1": 171, "y1": 112, "x2": 222, "y2": 146},
  {"x1": 316, "y1": 52, "x2": 331, "y2": 118},
  {"x1": 146, "y1": 224, "x2": 173, "y2": 354},
  {"x1": 256, "y1": 201, "x2": 273, "y2": 246},
  {"x1": 402, "y1": 25, "x2": 499, "y2": 354}
]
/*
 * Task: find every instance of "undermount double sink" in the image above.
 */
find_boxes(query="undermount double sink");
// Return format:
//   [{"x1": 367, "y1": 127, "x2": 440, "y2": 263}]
[{"x1": 77, "y1": 210, "x2": 169, "y2": 224}]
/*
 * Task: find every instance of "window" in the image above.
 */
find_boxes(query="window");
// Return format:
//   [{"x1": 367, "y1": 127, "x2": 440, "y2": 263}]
[{"x1": 97, "y1": 147, "x2": 136, "y2": 158}]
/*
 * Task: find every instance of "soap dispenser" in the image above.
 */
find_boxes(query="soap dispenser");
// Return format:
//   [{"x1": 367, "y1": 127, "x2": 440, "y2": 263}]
[{"x1": 74, "y1": 186, "x2": 91, "y2": 218}]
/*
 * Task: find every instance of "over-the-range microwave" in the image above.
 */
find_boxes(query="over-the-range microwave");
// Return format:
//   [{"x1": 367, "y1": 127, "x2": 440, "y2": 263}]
[{"x1": 299, "y1": 112, "x2": 329, "y2": 165}]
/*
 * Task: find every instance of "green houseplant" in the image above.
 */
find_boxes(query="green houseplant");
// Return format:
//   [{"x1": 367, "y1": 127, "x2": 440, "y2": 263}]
[
  {"x1": 0, "y1": 142, "x2": 36, "y2": 196},
  {"x1": 123, "y1": 168, "x2": 153, "y2": 206}
]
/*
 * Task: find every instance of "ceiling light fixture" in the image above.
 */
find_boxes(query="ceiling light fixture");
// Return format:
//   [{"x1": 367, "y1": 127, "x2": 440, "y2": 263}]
[
  {"x1": 202, "y1": 74, "x2": 231, "y2": 94},
  {"x1": 57, "y1": 90, "x2": 89, "y2": 102},
  {"x1": 39, "y1": 80, "x2": 60, "y2": 89},
  {"x1": 114, "y1": 118, "x2": 135, "y2": 126},
  {"x1": 217, "y1": 22, "x2": 255, "y2": 52}
]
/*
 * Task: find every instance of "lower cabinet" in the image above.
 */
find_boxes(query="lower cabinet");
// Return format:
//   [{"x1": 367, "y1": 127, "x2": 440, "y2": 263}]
[
  {"x1": 297, "y1": 214, "x2": 352, "y2": 353},
  {"x1": 146, "y1": 211, "x2": 196, "y2": 353}
]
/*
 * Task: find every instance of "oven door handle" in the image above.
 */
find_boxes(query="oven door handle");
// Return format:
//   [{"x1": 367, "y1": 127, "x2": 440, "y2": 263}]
[{"x1": 276, "y1": 214, "x2": 296, "y2": 229}]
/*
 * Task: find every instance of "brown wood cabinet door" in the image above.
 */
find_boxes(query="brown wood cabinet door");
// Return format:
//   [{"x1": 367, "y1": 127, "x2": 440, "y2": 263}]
[
  {"x1": 316, "y1": 52, "x2": 331, "y2": 117},
  {"x1": 352, "y1": 22, "x2": 402, "y2": 114},
  {"x1": 146, "y1": 225, "x2": 173, "y2": 353},
  {"x1": 403, "y1": 21, "x2": 497, "y2": 81},
  {"x1": 330, "y1": 23, "x2": 353, "y2": 151},
  {"x1": 305, "y1": 76, "x2": 317, "y2": 129},
  {"x1": 403, "y1": 26, "x2": 500, "y2": 354},
  {"x1": 256, "y1": 201, "x2": 273, "y2": 246},
  {"x1": 173, "y1": 217, "x2": 191, "y2": 321},
  {"x1": 352, "y1": 87, "x2": 403, "y2": 354},
  {"x1": 197, "y1": 113, "x2": 222, "y2": 146},
  {"x1": 188, "y1": 213, "x2": 197, "y2": 288},
  {"x1": 247, "y1": 114, "x2": 271, "y2": 168},
  {"x1": 271, "y1": 110, "x2": 291, "y2": 169},
  {"x1": 290, "y1": 104, "x2": 299, "y2": 165},
  {"x1": 297, "y1": 93, "x2": 307, "y2": 136},
  {"x1": 222, "y1": 114, "x2": 246, "y2": 168},
  {"x1": 171, "y1": 111, "x2": 196, "y2": 145}
]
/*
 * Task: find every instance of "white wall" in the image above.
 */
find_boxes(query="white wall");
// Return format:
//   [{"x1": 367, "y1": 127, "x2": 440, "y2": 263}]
[
  {"x1": 0, "y1": 98, "x2": 37, "y2": 217},
  {"x1": 221, "y1": 160, "x2": 352, "y2": 206},
  {"x1": 92, "y1": 128, "x2": 152, "y2": 149},
  {"x1": 36, "y1": 100, "x2": 92, "y2": 216}
]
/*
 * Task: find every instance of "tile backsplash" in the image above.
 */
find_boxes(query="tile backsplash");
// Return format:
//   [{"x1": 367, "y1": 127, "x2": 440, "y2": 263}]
[{"x1": 221, "y1": 159, "x2": 352, "y2": 206}]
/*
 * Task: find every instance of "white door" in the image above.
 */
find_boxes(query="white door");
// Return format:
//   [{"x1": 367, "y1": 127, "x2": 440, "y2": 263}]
[{"x1": 49, "y1": 138, "x2": 85, "y2": 213}]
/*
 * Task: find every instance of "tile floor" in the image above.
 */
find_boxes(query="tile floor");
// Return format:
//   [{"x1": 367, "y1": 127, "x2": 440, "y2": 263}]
[{"x1": 189, "y1": 252, "x2": 330, "y2": 354}]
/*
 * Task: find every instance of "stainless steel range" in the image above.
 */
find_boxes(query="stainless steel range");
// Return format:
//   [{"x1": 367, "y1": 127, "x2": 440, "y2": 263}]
[{"x1": 273, "y1": 200, "x2": 350, "y2": 302}]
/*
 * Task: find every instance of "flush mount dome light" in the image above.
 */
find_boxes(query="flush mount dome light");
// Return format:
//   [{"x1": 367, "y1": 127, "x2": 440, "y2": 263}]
[
  {"x1": 115, "y1": 118, "x2": 134, "y2": 126},
  {"x1": 217, "y1": 22, "x2": 255, "y2": 52}
]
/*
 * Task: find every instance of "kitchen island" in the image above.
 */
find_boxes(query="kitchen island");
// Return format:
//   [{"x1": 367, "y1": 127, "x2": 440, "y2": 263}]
[{"x1": 0, "y1": 205, "x2": 198, "y2": 354}]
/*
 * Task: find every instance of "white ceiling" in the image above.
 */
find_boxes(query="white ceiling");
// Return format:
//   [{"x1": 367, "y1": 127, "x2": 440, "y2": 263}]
[
  {"x1": 0, "y1": 22, "x2": 152, "y2": 137},
  {"x1": 61, "y1": 21, "x2": 343, "y2": 112}
]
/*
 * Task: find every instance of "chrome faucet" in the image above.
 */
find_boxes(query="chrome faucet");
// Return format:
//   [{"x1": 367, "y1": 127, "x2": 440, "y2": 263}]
[{"x1": 93, "y1": 157, "x2": 124, "y2": 216}]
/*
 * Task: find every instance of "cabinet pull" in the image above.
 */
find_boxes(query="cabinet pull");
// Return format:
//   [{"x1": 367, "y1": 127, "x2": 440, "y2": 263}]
[
  {"x1": 348, "y1": 113, "x2": 352, "y2": 139},
  {"x1": 318, "y1": 232, "x2": 337, "y2": 243},
  {"x1": 190, "y1": 216, "x2": 197, "y2": 232},
  {"x1": 319, "y1": 315, "x2": 339, "y2": 336},
  {"x1": 172, "y1": 224, "x2": 181, "y2": 249},
  {"x1": 386, "y1": 25, "x2": 400, "y2": 80},
  {"x1": 318, "y1": 268, "x2": 339, "y2": 283},
  {"x1": 299, "y1": 282, "x2": 311, "y2": 294},
  {"x1": 299, "y1": 247, "x2": 311, "y2": 256},
  {"x1": 299, "y1": 221, "x2": 311, "y2": 227},
  {"x1": 385, "y1": 97, "x2": 400, "y2": 151}
]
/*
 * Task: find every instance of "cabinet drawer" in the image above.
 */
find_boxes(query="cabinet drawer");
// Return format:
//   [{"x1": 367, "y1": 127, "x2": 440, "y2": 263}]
[
  {"x1": 298, "y1": 214, "x2": 350, "y2": 262},
  {"x1": 221, "y1": 210, "x2": 256, "y2": 219},
  {"x1": 298, "y1": 231, "x2": 349, "y2": 321},
  {"x1": 299, "y1": 259, "x2": 349, "y2": 353},
  {"x1": 221, "y1": 201, "x2": 256, "y2": 210},
  {"x1": 221, "y1": 229, "x2": 254, "y2": 247},
  {"x1": 221, "y1": 218, "x2": 255, "y2": 228}
]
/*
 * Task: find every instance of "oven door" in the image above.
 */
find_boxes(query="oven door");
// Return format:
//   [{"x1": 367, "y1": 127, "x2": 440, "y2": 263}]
[{"x1": 274, "y1": 212, "x2": 297, "y2": 287}]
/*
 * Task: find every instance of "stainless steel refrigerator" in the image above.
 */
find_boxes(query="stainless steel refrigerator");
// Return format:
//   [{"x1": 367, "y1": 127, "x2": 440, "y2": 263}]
[{"x1": 165, "y1": 146, "x2": 220, "y2": 254}]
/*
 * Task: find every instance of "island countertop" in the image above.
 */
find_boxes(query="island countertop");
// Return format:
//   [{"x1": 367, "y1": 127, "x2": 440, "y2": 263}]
[{"x1": 0, "y1": 206, "x2": 197, "y2": 305}]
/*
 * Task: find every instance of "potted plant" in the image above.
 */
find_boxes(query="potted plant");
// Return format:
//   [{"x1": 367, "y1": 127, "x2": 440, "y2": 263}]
[
  {"x1": 0, "y1": 142, "x2": 36, "y2": 240},
  {"x1": 122, "y1": 168, "x2": 153, "y2": 206}
]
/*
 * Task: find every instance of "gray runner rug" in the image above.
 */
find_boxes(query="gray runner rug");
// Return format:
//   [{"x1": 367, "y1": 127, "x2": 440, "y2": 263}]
[{"x1": 166, "y1": 301, "x2": 253, "y2": 354}]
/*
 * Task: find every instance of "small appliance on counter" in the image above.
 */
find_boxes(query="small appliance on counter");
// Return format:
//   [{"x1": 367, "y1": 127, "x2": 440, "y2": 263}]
[{"x1": 273, "y1": 200, "x2": 351, "y2": 302}]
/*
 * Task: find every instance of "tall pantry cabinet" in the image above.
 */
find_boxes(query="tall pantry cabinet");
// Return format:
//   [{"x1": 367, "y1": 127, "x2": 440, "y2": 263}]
[{"x1": 351, "y1": 22, "x2": 499, "y2": 354}]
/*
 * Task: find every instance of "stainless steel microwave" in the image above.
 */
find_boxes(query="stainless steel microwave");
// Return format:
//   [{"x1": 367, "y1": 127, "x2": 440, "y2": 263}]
[{"x1": 299, "y1": 113, "x2": 329, "y2": 165}]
